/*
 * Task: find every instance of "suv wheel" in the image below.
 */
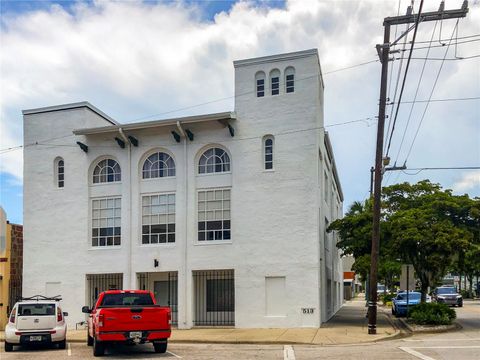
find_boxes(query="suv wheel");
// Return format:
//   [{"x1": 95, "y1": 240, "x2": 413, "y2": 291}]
[
  {"x1": 93, "y1": 337, "x2": 105, "y2": 357},
  {"x1": 4, "y1": 342, "x2": 13, "y2": 352},
  {"x1": 58, "y1": 339, "x2": 66, "y2": 349}
]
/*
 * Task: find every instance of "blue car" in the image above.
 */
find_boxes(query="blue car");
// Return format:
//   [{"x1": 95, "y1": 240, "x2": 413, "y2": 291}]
[{"x1": 392, "y1": 291, "x2": 422, "y2": 317}]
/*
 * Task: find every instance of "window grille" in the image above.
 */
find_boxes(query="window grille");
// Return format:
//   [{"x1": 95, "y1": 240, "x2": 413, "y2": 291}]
[
  {"x1": 142, "y1": 194, "x2": 175, "y2": 244},
  {"x1": 142, "y1": 152, "x2": 175, "y2": 179},
  {"x1": 93, "y1": 159, "x2": 121, "y2": 183},
  {"x1": 198, "y1": 148, "x2": 230, "y2": 174},
  {"x1": 198, "y1": 189, "x2": 230, "y2": 241}
]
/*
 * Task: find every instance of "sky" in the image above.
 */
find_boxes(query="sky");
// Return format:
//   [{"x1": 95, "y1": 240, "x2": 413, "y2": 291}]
[{"x1": 0, "y1": 0, "x2": 479, "y2": 224}]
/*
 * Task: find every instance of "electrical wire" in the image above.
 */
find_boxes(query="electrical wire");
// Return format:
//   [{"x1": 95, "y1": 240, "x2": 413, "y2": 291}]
[
  {"x1": 385, "y1": 0, "x2": 425, "y2": 157},
  {"x1": 410, "y1": 33, "x2": 480, "y2": 44},
  {"x1": 403, "y1": 19, "x2": 461, "y2": 164},
  {"x1": 401, "y1": 166, "x2": 480, "y2": 175},
  {"x1": 391, "y1": 96, "x2": 480, "y2": 104},
  {"x1": 0, "y1": 116, "x2": 378, "y2": 154},
  {"x1": 393, "y1": 20, "x2": 438, "y2": 166}
]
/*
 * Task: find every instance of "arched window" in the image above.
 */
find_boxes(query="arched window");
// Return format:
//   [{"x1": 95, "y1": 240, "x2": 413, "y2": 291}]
[
  {"x1": 93, "y1": 159, "x2": 121, "y2": 184},
  {"x1": 142, "y1": 152, "x2": 175, "y2": 179},
  {"x1": 264, "y1": 136, "x2": 274, "y2": 170},
  {"x1": 270, "y1": 69, "x2": 280, "y2": 96},
  {"x1": 255, "y1": 71, "x2": 266, "y2": 97},
  {"x1": 198, "y1": 148, "x2": 230, "y2": 174},
  {"x1": 55, "y1": 157, "x2": 64, "y2": 188},
  {"x1": 285, "y1": 66, "x2": 295, "y2": 93}
]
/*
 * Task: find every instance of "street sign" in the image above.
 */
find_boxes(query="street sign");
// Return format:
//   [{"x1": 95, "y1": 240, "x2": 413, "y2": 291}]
[{"x1": 400, "y1": 264, "x2": 415, "y2": 291}]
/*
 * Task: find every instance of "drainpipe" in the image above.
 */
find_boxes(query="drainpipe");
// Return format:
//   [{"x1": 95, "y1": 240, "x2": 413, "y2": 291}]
[
  {"x1": 176, "y1": 121, "x2": 188, "y2": 328},
  {"x1": 119, "y1": 128, "x2": 133, "y2": 289}
]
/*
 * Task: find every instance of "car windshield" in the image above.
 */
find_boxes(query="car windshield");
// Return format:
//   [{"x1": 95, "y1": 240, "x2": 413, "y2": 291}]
[
  {"x1": 397, "y1": 293, "x2": 421, "y2": 300},
  {"x1": 437, "y1": 287, "x2": 456, "y2": 294},
  {"x1": 100, "y1": 293, "x2": 154, "y2": 306},
  {"x1": 18, "y1": 303, "x2": 56, "y2": 316}
]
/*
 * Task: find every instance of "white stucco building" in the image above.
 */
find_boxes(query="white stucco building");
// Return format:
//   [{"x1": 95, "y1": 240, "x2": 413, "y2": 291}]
[{"x1": 23, "y1": 49, "x2": 344, "y2": 329}]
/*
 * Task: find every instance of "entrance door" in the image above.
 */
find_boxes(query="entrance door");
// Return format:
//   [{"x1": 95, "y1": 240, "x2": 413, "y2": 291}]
[{"x1": 154, "y1": 281, "x2": 169, "y2": 306}]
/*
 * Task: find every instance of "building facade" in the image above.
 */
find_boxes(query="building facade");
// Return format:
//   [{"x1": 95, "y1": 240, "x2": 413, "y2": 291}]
[
  {"x1": 0, "y1": 207, "x2": 23, "y2": 328},
  {"x1": 23, "y1": 49, "x2": 344, "y2": 329}
]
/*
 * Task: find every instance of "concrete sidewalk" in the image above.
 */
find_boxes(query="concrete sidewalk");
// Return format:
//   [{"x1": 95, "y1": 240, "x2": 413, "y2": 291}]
[{"x1": 0, "y1": 298, "x2": 398, "y2": 345}]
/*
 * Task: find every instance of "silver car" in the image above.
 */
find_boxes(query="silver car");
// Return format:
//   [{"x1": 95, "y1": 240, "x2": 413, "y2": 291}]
[{"x1": 432, "y1": 286, "x2": 463, "y2": 307}]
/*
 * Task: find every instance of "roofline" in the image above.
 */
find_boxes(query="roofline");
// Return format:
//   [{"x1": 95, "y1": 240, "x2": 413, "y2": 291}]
[
  {"x1": 233, "y1": 49, "x2": 318, "y2": 68},
  {"x1": 22, "y1": 102, "x2": 118, "y2": 125},
  {"x1": 324, "y1": 132, "x2": 344, "y2": 202},
  {"x1": 73, "y1": 111, "x2": 236, "y2": 135}
]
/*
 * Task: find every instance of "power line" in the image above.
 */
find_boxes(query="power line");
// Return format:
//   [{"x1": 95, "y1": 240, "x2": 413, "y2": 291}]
[
  {"x1": 385, "y1": 0, "x2": 425, "y2": 157},
  {"x1": 0, "y1": 116, "x2": 378, "y2": 154},
  {"x1": 408, "y1": 33, "x2": 480, "y2": 44},
  {"x1": 394, "y1": 54, "x2": 480, "y2": 60},
  {"x1": 394, "y1": 20, "x2": 438, "y2": 166},
  {"x1": 401, "y1": 166, "x2": 480, "y2": 175},
  {"x1": 403, "y1": 20, "x2": 461, "y2": 164},
  {"x1": 401, "y1": 37, "x2": 480, "y2": 51},
  {"x1": 391, "y1": 96, "x2": 480, "y2": 104}
]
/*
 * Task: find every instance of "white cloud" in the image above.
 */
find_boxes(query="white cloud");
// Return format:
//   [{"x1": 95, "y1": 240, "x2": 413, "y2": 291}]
[
  {"x1": 0, "y1": 0, "x2": 479, "y2": 205},
  {"x1": 452, "y1": 171, "x2": 480, "y2": 193}
]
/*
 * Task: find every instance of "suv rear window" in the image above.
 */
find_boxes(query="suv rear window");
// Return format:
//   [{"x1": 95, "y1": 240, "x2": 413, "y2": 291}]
[
  {"x1": 100, "y1": 293, "x2": 154, "y2": 306},
  {"x1": 18, "y1": 304, "x2": 56, "y2": 316}
]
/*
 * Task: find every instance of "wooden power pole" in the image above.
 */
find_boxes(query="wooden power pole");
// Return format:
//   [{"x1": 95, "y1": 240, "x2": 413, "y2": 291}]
[{"x1": 368, "y1": 0, "x2": 469, "y2": 335}]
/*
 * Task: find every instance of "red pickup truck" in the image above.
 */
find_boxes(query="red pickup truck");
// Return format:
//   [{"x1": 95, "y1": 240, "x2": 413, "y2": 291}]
[{"x1": 82, "y1": 290, "x2": 171, "y2": 357}]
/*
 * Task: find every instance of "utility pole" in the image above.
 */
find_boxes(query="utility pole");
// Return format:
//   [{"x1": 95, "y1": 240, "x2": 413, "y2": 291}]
[{"x1": 368, "y1": 0, "x2": 468, "y2": 335}]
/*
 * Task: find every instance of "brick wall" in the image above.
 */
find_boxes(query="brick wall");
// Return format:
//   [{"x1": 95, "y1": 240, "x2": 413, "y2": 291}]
[{"x1": 8, "y1": 224, "x2": 23, "y2": 309}]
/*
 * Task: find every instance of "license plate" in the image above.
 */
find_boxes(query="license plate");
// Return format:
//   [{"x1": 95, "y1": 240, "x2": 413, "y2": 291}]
[
  {"x1": 129, "y1": 331, "x2": 142, "y2": 338},
  {"x1": 29, "y1": 336, "x2": 42, "y2": 341}
]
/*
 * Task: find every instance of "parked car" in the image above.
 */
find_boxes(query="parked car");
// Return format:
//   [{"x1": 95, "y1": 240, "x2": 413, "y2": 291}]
[
  {"x1": 82, "y1": 290, "x2": 171, "y2": 357},
  {"x1": 377, "y1": 284, "x2": 389, "y2": 295},
  {"x1": 4, "y1": 295, "x2": 67, "y2": 352},
  {"x1": 392, "y1": 291, "x2": 421, "y2": 317},
  {"x1": 432, "y1": 286, "x2": 463, "y2": 307}
]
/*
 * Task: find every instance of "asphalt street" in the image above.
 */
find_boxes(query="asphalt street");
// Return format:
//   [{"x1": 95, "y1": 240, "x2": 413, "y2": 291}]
[{"x1": 2, "y1": 301, "x2": 479, "y2": 359}]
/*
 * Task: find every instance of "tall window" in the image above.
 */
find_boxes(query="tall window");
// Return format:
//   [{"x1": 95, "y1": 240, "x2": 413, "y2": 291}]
[
  {"x1": 270, "y1": 69, "x2": 280, "y2": 95},
  {"x1": 264, "y1": 136, "x2": 274, "y2": 170},
  {"x1": 324, "y1": 171, "x2": 329, "y2": 204},
  {"x1": 92, "y1": 198, "x2": 121, "y2": 247},
  {"x1": 142, "y1": 152, "x2": 175, "y2": 179},
  {"x1": 285, "y1": 66, "x2": 295, "y2": 93},
  {"x1": 55, "y1": 158, "x2": 64, "y2": 188},
  {"x1": 142, "y1": 194, "x2": 175, "y2": 244},
  {"x1": 198, "y1": 148, "x2": 230, "y2": 174},
  {"x1": 93, "y1": 159, "x2": 121, "y2": 184},
  {"x1": 198, "y1": 189, "x2": 231, "y2": 241},
  {"x1": 255, "y1": 71, "x2": 265, "y2": 97}
]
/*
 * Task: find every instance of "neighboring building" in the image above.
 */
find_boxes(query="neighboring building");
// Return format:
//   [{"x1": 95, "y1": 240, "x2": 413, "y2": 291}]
[
  {"x1": 342, "y1": 255, "x2": 362, "y2": 300},
  {"x1": 0, "y1": 207, "x2": 23, "y2": 328},
  {"x1": 23, "y1": 49, "x2": 344, "y2": 329}
]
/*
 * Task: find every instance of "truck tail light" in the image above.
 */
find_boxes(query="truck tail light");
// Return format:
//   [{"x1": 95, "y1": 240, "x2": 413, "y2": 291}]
[
  {"x1": 57, "y1": 307, "x2": 63, "y2": 322},
  {"x1": 98, "y1": 314, "x2": 104, "y2": 327},
  {"x1": 168, "y1": 310, "x2": 172, "y2": 325}
]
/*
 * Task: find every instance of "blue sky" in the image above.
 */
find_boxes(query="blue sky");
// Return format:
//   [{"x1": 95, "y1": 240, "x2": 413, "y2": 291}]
[{"x1": 0, "y1": 0, "x2": 479, "y2": 225}]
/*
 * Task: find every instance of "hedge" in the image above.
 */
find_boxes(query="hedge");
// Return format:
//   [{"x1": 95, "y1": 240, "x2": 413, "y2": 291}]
[{"x1": 408, "y1": 302, "x2": 456, "y2": 325}]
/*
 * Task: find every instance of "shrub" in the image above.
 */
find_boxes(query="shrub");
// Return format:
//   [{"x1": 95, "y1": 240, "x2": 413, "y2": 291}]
[
  {"x1": 408, "y1": 302, "x2": 456, "y2": 325},
  {"x1": 381, "y1": 293, "x2": 395, "y2": 304}
]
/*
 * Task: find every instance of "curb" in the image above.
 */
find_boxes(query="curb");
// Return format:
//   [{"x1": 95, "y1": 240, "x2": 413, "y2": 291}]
[{"x1": 396, "y1": 317, "x2": 462, "y2": 334}]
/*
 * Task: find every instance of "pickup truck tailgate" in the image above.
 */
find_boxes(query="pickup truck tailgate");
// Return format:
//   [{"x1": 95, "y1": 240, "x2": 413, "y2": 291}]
[{"x1": 98, "y1": 306, "x2": 170, "y2": 331}]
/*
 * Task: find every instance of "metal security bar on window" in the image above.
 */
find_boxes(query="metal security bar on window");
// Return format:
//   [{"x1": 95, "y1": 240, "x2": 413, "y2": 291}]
[
  {"x1": 136, "y1": 272, "x2": 178, "y2": 325},
  {"x1": 86, "y1": 273, "x2": 123, "y2": 307},
  {"x1": 142, "y1": 194, "x2": 175, "y2": 244},
  {"x1": 198, "y1": 189, "x2": 230, "y2": 241},
  {"x1": 193, "y1": 270, "x2": 234, "y2": 326},
  {"x1": 92, "y1": 198, "x2": 121, "y2": 247}
]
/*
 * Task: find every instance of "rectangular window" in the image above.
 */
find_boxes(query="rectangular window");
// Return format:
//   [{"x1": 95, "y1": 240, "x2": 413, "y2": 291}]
[
  {"x1": 198, "y1": 189, "x2": 231, "y2": 241},
  {"x1": 142, "y1": 194, "x2": 175, "y2": 244},
  {"x1": 58, "y1": 161, "x2": 64, "y2": 188},
  {"x1": 256, "y1": 79, "x2": 265, "y2": 97},
  {"x1": 92, "y1": 198, "x2": 121, "y2": 247},
  {"x1": 324, "y1": 172, "x2": 329, "y2": 204},
  {"x1": 206, "y1": 279, "x2": 234, "y2": 312},
  {"x1": 286, "y1": 74, "x2": 294, "y2": 93},
  {"x1": 271, "y1": 77, "x2": 279, "y2": 95}
]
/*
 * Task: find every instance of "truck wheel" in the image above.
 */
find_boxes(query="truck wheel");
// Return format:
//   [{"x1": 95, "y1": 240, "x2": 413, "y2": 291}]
[
  {"x1": 93, "y1": 337, "x2": 105, "y2": 357},
  {"x1": 58, "y1": 339, "x2": 67, "y2": 349},
  {"x1": 87, "y1": 333, "x2": 94, "y2": 346},
  {"x1": 153, "y1": 341, "x2": 168, "y2": 353},
  {"x1": 4, "y1": 342, "x2": 13, "y2": 352}
]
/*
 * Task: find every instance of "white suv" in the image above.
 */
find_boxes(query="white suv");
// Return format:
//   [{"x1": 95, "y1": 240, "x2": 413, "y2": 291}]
[{"x1": 4, "y1": 295, "x2": 68, "y2": 352}]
